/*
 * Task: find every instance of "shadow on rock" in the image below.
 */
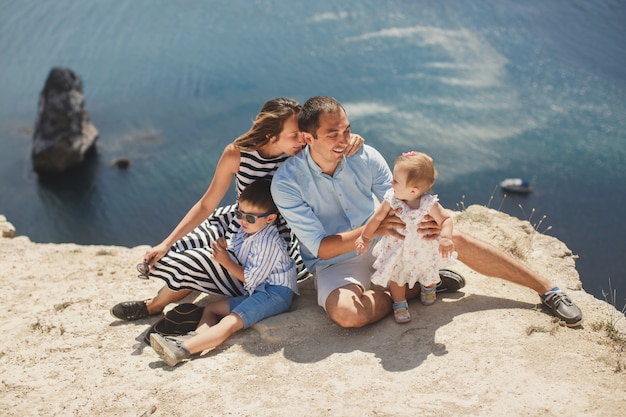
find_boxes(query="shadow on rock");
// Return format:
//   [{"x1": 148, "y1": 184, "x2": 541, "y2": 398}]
[{"x1": 237, "y1": 283, "x2": 537, "y2": 372}]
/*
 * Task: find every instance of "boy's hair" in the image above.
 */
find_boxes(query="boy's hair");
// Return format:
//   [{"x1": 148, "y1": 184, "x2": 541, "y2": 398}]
[
  {"x1": 238, "y1": 180, "x2": 278, "y2": 213},
  {"x1": 298, "y1": 96, "x2": 345, "y2": 138},
  {"x1": 395, "y1": 151, "x2": 438, "y2": 189}
]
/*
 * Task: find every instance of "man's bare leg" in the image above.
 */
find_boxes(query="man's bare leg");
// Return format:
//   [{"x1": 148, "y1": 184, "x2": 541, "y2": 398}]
[
  {"x1": 325, "y1": 284, "x2": 393, "y2": 328},
  {"x1": 452, "y1": 231, "x2": 552, "y2": 294},
  {"x1": 452, "y1": 231, "x2": 582, "y2": 326}
]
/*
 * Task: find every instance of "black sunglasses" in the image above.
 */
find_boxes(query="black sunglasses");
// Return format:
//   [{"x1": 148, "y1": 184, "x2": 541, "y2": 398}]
[
  {"x1": 234, "y1": 209, "x2": 272, "y2": 224},
  {"x1": 136, "y1": 261, "x2": 150, "y2": 280}
]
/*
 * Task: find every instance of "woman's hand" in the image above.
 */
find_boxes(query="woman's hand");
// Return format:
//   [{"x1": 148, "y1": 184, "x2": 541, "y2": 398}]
[
  {"x1": 343, "y1": 134, "x2": 365, "y2": 156},
  {"x1": 144, "y1": 243, "x2": 170, "y2": 267}
]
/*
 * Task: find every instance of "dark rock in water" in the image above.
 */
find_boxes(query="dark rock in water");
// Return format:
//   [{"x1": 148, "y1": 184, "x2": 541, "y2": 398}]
[
  {"x1": 32, "y1": 67, "x2": 99, "y2": 173},
  {"x1": 111, "y1": 158, "x2": 131, "y2": 169}
]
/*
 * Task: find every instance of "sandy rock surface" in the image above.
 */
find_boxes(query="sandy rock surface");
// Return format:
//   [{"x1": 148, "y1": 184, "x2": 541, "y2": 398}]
[{"x1": 1, "y1": 205, "x2": 624, "y2": 417}]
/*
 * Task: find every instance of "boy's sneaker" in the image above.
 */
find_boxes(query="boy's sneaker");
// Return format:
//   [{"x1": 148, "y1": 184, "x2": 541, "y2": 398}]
[
  {"x1": 541, "y1": 288, "x2": 583, "y2": 327},
  {"x1": 150, "y1": 333, "x2": 191, "y2": 366},
  {"x1": 166, "y1": 331, "x2": 197, "y2": 343}
]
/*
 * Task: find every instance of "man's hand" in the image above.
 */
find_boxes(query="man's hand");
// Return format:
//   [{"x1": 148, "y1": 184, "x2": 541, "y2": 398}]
[
  {"x1": 417, "y1": 214, "x2": 442, "y2": 241},
  {"x1": 375, "y1": 208, "x2": 406, "y2": 239}
]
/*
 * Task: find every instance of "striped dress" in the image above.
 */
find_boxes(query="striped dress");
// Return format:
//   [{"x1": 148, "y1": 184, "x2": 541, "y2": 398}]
[{"x1": 149, "y1": 150, "x2": 307, "y2": 297}]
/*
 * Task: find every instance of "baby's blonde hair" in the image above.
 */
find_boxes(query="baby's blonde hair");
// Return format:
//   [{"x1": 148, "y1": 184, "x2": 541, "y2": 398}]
[{"x1": 394, "y1": 151, "x2": 438, "y2": 190}]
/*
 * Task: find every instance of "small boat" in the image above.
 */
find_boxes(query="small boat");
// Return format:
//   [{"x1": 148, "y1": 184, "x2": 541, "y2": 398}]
[{"x1": 500, "y1": 178, "x2": 533, "y2": 193}]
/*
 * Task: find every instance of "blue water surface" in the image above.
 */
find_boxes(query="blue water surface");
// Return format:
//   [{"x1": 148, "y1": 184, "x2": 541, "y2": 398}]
[{"x1": 1, "y1": 0, "x2": 625, "y2": 307}]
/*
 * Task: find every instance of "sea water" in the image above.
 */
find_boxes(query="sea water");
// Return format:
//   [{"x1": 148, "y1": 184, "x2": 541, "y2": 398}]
[{"x1": 0, "y1": 0, "x2": 625, "y2": 308}]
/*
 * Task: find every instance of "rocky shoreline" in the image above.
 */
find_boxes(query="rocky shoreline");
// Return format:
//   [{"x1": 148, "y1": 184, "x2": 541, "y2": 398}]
[{"x1": 1, "y1": 206, "x2": 624, "y2": 416}]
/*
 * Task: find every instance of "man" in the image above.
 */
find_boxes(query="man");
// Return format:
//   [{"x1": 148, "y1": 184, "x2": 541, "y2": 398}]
[{"x1": 271, "y1": 96, "x2": 582, "y2": 328}]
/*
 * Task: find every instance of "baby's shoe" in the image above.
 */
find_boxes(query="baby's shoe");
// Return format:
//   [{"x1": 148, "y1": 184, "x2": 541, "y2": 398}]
[
  {"x1": 420, "y1": 284, "x2": 437, "y2": 306},
  {"x1": 392, "y1": 300, "x2": 411, "y2": 323}
]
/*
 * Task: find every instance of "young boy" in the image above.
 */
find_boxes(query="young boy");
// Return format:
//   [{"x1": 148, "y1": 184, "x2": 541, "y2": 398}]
[{"x1": 150, "y1": 180, "x2": 298, "y2": 366}]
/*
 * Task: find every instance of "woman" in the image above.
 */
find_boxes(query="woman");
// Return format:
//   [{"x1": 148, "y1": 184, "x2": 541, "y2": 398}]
[{"x1": 110, "y1": 98, "x2": 363, "y2": 321}]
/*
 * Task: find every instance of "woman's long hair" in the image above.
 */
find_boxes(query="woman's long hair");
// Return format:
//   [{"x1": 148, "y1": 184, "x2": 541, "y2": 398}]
[{"x1": 233, "y1": 98, "x2": 301, "y2": 151}]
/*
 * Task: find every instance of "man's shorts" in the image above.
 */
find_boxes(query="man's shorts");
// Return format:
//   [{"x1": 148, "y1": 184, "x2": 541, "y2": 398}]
[
  {"x1": 314, "y1": 249, "x2": 376, "y2": 310},
  {"x1": 228, "y1": 283, "x2": 294, "y2": 329}
]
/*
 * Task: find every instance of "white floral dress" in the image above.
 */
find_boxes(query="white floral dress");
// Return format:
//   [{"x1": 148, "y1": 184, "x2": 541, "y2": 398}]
[{"x1": 371, "y1": 189, "x2": 454, "y2": 289}]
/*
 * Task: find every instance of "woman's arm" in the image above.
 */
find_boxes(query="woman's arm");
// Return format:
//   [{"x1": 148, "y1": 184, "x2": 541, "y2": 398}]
[{"x1": 144, "y1": 144, "x2": 240, "y2": 266}]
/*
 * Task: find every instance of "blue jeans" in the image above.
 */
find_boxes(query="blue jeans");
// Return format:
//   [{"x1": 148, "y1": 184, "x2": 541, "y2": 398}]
[{"x1": 228, "y1": 283, "x2": 294, "y2": 329}]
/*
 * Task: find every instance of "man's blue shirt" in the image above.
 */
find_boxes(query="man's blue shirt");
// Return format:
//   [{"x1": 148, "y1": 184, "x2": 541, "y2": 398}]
[{"x1": 271, "y1": 145, "x2": 392, "y2": 273}]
